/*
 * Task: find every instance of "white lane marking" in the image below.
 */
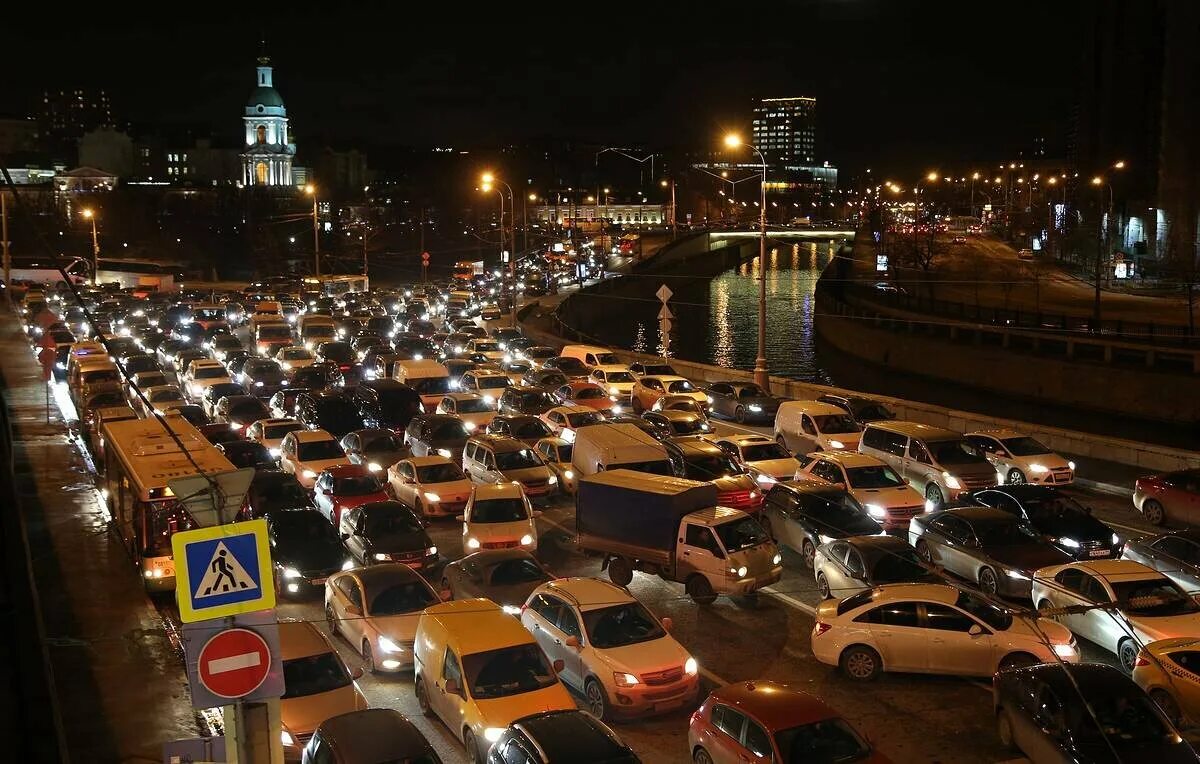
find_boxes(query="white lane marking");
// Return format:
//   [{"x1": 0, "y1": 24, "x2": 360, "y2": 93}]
[
  {"x1": 207, "y1": 652, "x2": 261, "y2": 674},
  {"x1": 759, "y1": 586, "x2": 816, "y2": 616},
  {"x1": 1108, "y1": 520, "x2": 1153, "y2": 536},
  {"x1": 699, "y1": 667, "x2": 729, "y2": 687},
  {"x1": 966, "y1": 680, "x2": 992, "y2": 692}
]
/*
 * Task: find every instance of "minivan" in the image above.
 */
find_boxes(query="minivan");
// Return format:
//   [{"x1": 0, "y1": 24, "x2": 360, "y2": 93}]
[
  {"x1": 560, "y1": 344, "x2": 621, "y2": 369},
  {"x1": 858, "y1": 421, "x2": 998, "y2": 507},
  {"x1": 462, "y1": 435, "x2": 558, "y2": 498},
  {"x1": 774, "y1": 400, "x2": 863, "y2": 454},
  {"x1": 393, "y1": 359, "x2": 453, "y2": 410}
]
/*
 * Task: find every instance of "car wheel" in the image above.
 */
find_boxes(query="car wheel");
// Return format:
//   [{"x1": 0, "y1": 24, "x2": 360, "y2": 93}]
[
  {"x1": 1119, "y1": 638, "x2": 1139, "y2": 673},
  {"x1": 585, "y1": 678, "x2": 610, "y2": 720},
  {"x1": 415, "y1": 677, "x2": 433, "y2": 717},
  {"x1": 362, "y1": 641, "x2": 376, "y2": 673},
  {"x1": 802, "y1": 540, "x2": 816, "y2": 570},
  {"x1": 325, "y1": 603, "x2": 338, "y2": 637},
  {"x1": 978, "y1": 567, "x2": 999, "y2": 595},
  {"x1": 915, "y1": 540, "x2": 932, "y2": 563},
  {"x1": 840, "y1": 645, "x2": 881, "y2": 681},
  {"x1": 816, "y1": 572, "x2": 832, "y2": 599},
  {"x1": 996, "y1": 708, "x2": 1017, "y2": 751},
  {"x1": 463, "y1": 730, "x2": 481, "y2": 764},
  {"x1": 694, "y1": 747, "x2": 714, "y2": 764},
  {"x1": 1143, "y1": 499, "x2": 1166, "y2": 526},
  {"x1": 1151, "y1": 688, "x2": 1183, "y2": 727},
  {"x1": 734, "y1": 406, "x2": 746, "y2": 423},
  {"x1": 925, "y1": 483, "x2": 944, "y2": 508},
  {"x1": 1006, "y1": 468, "x2": 1026, "y2": 485},
  {"x1": 608, "y1": 557, "x2": 634, "y2": 587},
  {"x1": 999, "y1": 652, "x2": 1038, "y2": 672},
  {"x1": 686, "y1": 575, "x2": 717, "y2": 605}
]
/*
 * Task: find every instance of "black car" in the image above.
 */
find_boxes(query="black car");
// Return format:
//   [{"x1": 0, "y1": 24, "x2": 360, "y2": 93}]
[
  {"x1": 353, "y1": 379, "x2": 423, "y2": 432},
  {"x1": 403, "y1": 414, "x2": 471, "y2": 461},
  {"x1": 960, "y1": 485, "x2": 1121, "y2": 560},
  {"x1": 392, "y1": 335, "x2": 438, "y2": 361},
  {"x1": 165, "y1": 403, "x2": 209, "y2": 426},
  {"x1": 704, "y1": 380, "x2": 783, "y2": 424},
  {"x1": 316, "y1": 341, "x2": 357, "y2": 371},
  {"x1": 816, "y1": 393, "x2": 896, "y2": 425},
  {"x1": 292, "y1": 361, "x2": 344, "y2": 390},
  {"x1": 606, "y1": 414, "x2": 667, "y2": 441},
  {"x1": 485, "y1": 415, "x2": 553, "y2": 446},
  {"x1": 240, "y1": 358, "x2": 289, "y2": 397},
  {"x1": 225, "y1": 351, "x2": 252, "y2": 376},
  {"x1": 642, "y1": 410, "x2": 711, "y2": 438},
  {"x1": 761, "y1": 481, "x2": 882, "y2": 568},
  {"x1": 498, "y1": 385, "x2": 558, "y2": 416},
  {"x1": 243, "y1": 469, "x2": 314, "y2": 519},
  {"x1": 218, "y1": 440, "x2": 276, "y2": 469},
  {"x1": 202, "y1": 381, "x2": 249, "y2": 417},
  {"x1": 339, "y1": 500, "x2": 437, "y2": 569},
  {"x1": 267, "y1": 509, "x2": 349, "y2": 597},
  {"x1": 521, "y1": 369, "x2": 570, "y2": 391},
  {"x1": 486, "y1": 710, "x2": 640, "y2": 764},
  {"x1": 994, "y1": 663, "x2": 1197, "y2": 764},
  {"x1": 118, "y1": 353, "x2": 160, "y2": 377},
  {"x1": 297, "y1": 390, "x2": 366, "y2": 437},
  {"x1": 214, "y1": 395, "x2": 271, "y2": 431}
]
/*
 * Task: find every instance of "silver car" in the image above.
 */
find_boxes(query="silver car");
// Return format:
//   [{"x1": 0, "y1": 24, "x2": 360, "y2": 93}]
[
  {"x1": 1122, "y1": 529, "x2": 1200, "y2": 594},
  {"x1": 813, "y1": 535, "x2": 936, "y2": 600}
]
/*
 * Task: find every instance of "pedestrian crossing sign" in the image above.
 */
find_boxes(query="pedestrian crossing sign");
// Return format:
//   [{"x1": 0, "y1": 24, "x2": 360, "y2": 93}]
[{"x1": 172, "y1": 519, "x2": 275, "y2": 623}]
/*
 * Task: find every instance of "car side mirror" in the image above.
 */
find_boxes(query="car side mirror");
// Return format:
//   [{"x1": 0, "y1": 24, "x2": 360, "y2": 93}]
[
  {"x1": 455, "y1": 514, "x2": 466, "y2": 522},
  {"x1": 661, "y1": 616, "x2": 674, "y2": 632},
  {"x1": 339, "y1": 532, "x2": 349, "y2": 540},
  {"x1": 968, "y1": 624, "x2": 984, "y2": 637},
  {"x1": 440, "y1": 589, "x2": 452, "y2": 601},
  {"x1": 552, "y1": 659, "x2": 566, "y2": 673},
  {"x1": 345, "y1": 604, "x2": 362, "y2": 617},
  {"x1": 564, "y1": 636, "x2": 580, "y2": 649},
  {"x1": 444, "y1": 678, "x2": 461, "y2": 696},
  {"x1": 350, "y1": 666, "x2": 364, "y2": 680}
]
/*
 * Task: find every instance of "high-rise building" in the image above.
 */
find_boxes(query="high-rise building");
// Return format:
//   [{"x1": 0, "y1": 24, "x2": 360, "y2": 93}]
[
  {"x1": 39, "y1": 88, "x2": 114, "y2": 159},
  {"x1": 752, "y1": 96, "x2": 816, "y2": 166},
  {"x1": 240, "y1": 56, "x2": 296, "y2": 187}
]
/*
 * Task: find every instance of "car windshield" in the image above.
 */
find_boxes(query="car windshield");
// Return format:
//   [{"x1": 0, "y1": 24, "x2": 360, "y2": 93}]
[
  {"x1": 1073, "y1": 691, "x2": 1174, "y2": 749},
  {"x1": 737, "y1": 384, "x2": 768, "y2": 398},
  {"x1": 846, "y1": 465, "x2": 905, "y2": 489},
  {"x1": 363, "y1": 505, "x2": 422, "y2": 535},
  {"x1": 974, "y1": 518, "x2": 1039, "y2": 545},
  {"x1": 264, "y1": 422, "x2": 303, "y2": 439},
  {"x1": 272, "y1": 512, "x2": 340, "y2": 548},
  {"x1": 334, "y1": 475, "x2": 383, "y2": 495},
  {"x1": 494, "y1": 448, "x2": 543, "y2": 471},
  {"x1": 490, "y1": 558, "x2": 547, "y2": 585},
  {"x1": 429, "y1": 420, "x2": 468, "y2": 441},
  {"x1": 416, "y1": 463, "x2": 465, "y2": 482},
  {"x1": 670, "y1": 417, "x2": 707, "y2": 435},
  {"x1": 512, "y1": 420, "x2": 551, "y2": 439},
  {"x1": 665, "y1": 380, "x2": 695, "y2": 393},
  {"x1": 870, "y1": 547, "x2": 930, "y2": 584},
  {"x1": 463, "y1": 644, "x2": 558, "y2": 700},
  {"x1": 553, "y1": 358, "x2": 588, "y2": 373},
  {"x1": 368, "y1": 581, "x2": 436, "y2": 615},
  {"x1": 473, "y1": 341, "x2": 500, "y2": 352},
  {"x1": 680, "y1": 454, "x2": 742, "y2": 480},
  {"x1": 1001, "y1": 436, "x2": 1052, "y2": 456},
  {"x1": 582, "y1": 602, "x2": 665, "y2": 649},
  {"x1": 456, "y1": 398, "x2": 494, "y2": 414},
  {"x1": 363, "y1": 434, "x2": 404, "y2": 453},
  {"x1": 296, "y1": 440, "x2": 345, "y2": 460},
  {"x1": 321, "y1": 345, "x2": 354, "y2": 363},
  {"x1": 472, "y1": 498, "x2": 528, "y2": 523},
  {"x1": 796, "y1": 492, "x2": 864, "y2": 521},
  {"x1": 855, "y1": 403, "x2": 894, "y2": 421},
  {"x1": 279, "y1": 348, "x2": 312, "y2": 360},
  {"x1": 253, "y1": 476, "x2": 309, "y2": 508},
  {"x1": 520, "y1": 392, "x2": 556, "y2": 408},
  {"x1": 776, "y1": 717, "x2": 872, "y2": 763},
  {"x1": 151, "y1": 389, "x2": 184, "y2": 402},
  {"x1": 575, "y1": 388, "x2": 607, "y2": 399},
  {"x1": 566, "y1": 411, "x2": 602, "y2": 427},
  {"x1": 477, "y1": 376, "x2": 509, "y2": 389},
  {"x1": 928, "y1": 439, "x2": 988, "y2": 465},
  {"x1": 1112, "y1": 579, "x2": 1200, "y2": 616},
  {"x1": 643, "y1": 365, "x2": 675, "y2": 376},
  {"x1": 549, "y1": 444, "x2": 572, "y2": 462},
  {"x1": 229, "y1": 400, "x2": 269, "y2": 420},
  {"x1": 605, "y1": 371, "x2": 634, "y2": 383},
  {"x1": 1021, "y1": 495, "x2": 1090, "y2": 519},
  {"x1": 194, "y1": 366, "x2": 226, "y2": 379},
  {"x1": 258, "y1": 325, "x2": 291, "y2": 339},
  {"x1": 714, "y1": 517, "x2": 769, "y2": 552},
  {"x1": 280, "y1": 652, "x2": 351, "y2": 699},
  {"x1": 412, "y1": 377, "x2": 453, "y2": 396},
  {"x1": 812, "y1": 415, "x2": 861, "y2": 434},
  {"x1": 955, "y1": 591, "x2": 1013, "y2": 630}
]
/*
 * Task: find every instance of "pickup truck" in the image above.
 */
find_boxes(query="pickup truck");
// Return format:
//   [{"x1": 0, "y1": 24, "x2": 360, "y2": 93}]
[{"x1": 576, "y1": 469, "x2": 783, "y2": 604}]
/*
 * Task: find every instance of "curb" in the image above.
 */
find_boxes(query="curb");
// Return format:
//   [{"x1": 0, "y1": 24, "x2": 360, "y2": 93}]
[{"x1": 1075, "y1": 477, "x2": 1134, "y2": 499}]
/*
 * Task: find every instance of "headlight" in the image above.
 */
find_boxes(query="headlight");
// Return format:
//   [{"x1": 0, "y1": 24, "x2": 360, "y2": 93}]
[
  {"x1": 772, "y1": 552, "x2": 783, "y2": 565},
  {"x1": 1029, "y1": 463, "x2": 1049, "y2": 473},
  {"x1": 520, "y1": 534, "x2": 534, "y2": 546},
  {"x1": 378, "y1": 636, "x2": 404, "y2": 654},
  {"x1": 611, "y1": 404, "x2": 622, "y2": 414},
  {"x1": 1112, "y1": 533, "x2": 1121, "y2": 545},
  {"x1": 281, "y1": 730, "x2": 294, "y2": 746},
  {"x1": 373, "y1": 552, "x2": 390, "y2": 561},
  {"x1": 706, "y1": 395, "x2": 714, "y2": 404},
  {"x1": 282, "y1": 567, "x2": 302, "y2": 579},
  {"x1": 563, "y1": 470, "x2": 574, "y2": 479},
  {"x1": 818, "y1": 534, "x2": 835, "y2": 545},
  {"x1": 865, "y1": 503, "x2": 887, "y2": 519},
  {"x1": 427, "y1": 546, "x2": 438, "y2": 556},
  {"x1": 466, "y1": 537, "x2": 480, "y2": 550},
  {"x1": 942, "y1": 472, "x2": 962, "y2": 490},
  {"x1": 436, "y1": 448, "x2": 452, "y2": 458},
  {"x1": 748, "y1": 404, "x2": 763, "y2": 413},
  {"x1": 254, "y1": 381, "x2": 264, "y2": 387},
  {"x1": 684, "y1": 657, "x2": 698, "y2": 675},
  {"x1": 829, "y1": 440, "x2": 845, "y2": 449},
  {"x1": 230, "y1": 422, "x2": 242, "y2": 430},
  {"x1": 341, "y1": 559, "x2": 355, "y2": 571},
  {"x1": 1068, "y1": 460, "x2": 1076, "y2": 470},
  {"x1": 483, "y1": 727, "x2": 505, "y2": 744},
  {"x1": 1053, "y1": 643, "x2": 1077, "y2": 658},
  {"x1": 700, "y1": 423, "x2": 710, "y2": 432},
  {"x1": 1058, "y1": 537, "x2": 1081, "y2": 549},
  {"x1": 613, "y1": 672, "x2": 640, "y2": 687},
  {"x1": 547, "y1": 475, "x2": 558, "y2": 485},
  {"x1": 463, "y1": 421, "x2": 477, "y2": 431},
  {"x1": 302, "y1": 469, "x2": 317, "y2": 479},
  {"x1": 924, "y1": 499, "x2": 936, "y2": 512},
  {"x1": 482, "y1": 394, "x2": 495, "y2": 405},
  {"x1": 424, "y1": 492, "x2": 441, "y2": 502},
  {"x1": 501, "y1": 604, "x2": 521, "y2": 615},
  {"x1": 1006, "y1": 569, "x2": 1030, "y2": 580},
  {"x1": 734, "y1": 565, "x2": 748, "y2": 578},
  {"x1": 756, "y1": 473, "x2": 778, "y2": 485}
]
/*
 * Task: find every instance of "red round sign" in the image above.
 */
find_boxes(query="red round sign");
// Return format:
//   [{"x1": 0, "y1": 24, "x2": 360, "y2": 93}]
[{"x1": 197, "y1": 628, "x2": 272, "y2": 699}]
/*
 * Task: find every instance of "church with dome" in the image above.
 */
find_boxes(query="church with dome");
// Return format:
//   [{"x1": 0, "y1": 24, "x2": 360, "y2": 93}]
[{"x1": 240, "y1": 56, "x2": 296, "y2": 186}]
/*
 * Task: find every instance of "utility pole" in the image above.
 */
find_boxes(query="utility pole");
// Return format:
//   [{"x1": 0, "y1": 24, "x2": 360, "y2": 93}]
[{"x1": 1, "y1": 191, "x2": 9, "y2": 291}]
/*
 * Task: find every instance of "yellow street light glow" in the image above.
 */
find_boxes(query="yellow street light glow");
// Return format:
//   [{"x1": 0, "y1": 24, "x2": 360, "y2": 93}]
[
  {"x1": 1091, "y1": 176, "x2": 1103, "y2": 186},
  {"x1": 723, "y1": 133, "x2": 741, "y2": 148},
  {"x1": 481, "y1": 183, "x2": 492, "y2": 193},
  {"x1": 481, "y1": 172, "x2": 495, "y2": 184},
  {"x1": 304, "y1": 184, "x2": 315, "y2": 195},
  {"x1": 586, "y1": 196, "x2": 595, "y2": 202},
  {"x1": 1114, "y1": 160, "x2": 1126, "y2": 169},
  {"x1": 926, "y1": 172, "x2": 938, "y2": 182},
  {"x1": 603, "y1": 187, "x2": 610, "y2": 193},
  {"x1": 660, "y1": 179, "x2": 668, "y2": 187},
  {"x1": 81, "y1": 209, "x2": 94, "y2": 219},
  {"x1": 528, "y1": 193, "x2": 537, "y2": 201},
  {"x1": 972, "y1": 172, "x2": 980, "y2": 180},
  {"x1": 994, "y1": 177, "x2": 1002, "y2": 183},
  {"x1": 1047, "y1": 177, "x2": 1058, "y2": 185},
  {"x1": 1017, "y1": 178, "x2": 1025, "y2": 184}
]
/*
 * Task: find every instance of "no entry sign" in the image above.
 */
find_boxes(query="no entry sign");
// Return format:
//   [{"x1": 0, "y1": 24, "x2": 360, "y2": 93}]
[{"x1": 197, "y1": 628, "x2": 272, "y2": 699}]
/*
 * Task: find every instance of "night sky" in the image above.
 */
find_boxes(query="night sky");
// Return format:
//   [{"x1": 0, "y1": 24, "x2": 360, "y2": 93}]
[{"x1": 4, "y1": 1, "x2": 1085, "y2": 177}]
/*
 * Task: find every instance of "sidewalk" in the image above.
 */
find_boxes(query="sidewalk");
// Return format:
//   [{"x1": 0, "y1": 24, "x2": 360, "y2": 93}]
[{"x1": 0, "y1": 318, "x2": 201, "y2": 762}]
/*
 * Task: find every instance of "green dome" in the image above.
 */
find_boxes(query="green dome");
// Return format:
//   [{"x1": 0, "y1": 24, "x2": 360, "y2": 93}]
[{"x1": 247, "y1": 86, "x2": 285, "y2": 108}]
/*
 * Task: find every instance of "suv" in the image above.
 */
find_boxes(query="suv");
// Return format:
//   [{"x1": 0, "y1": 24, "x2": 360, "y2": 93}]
[
  {"x1": 463, "y1": 435, "x2": 558, "y2": 498},
  {"x1": 297, "y1": 390, "x2": 366, "y2": 437},
  {"x1": 519, "y1": 578, "x2": 698, "y2": 721},
  {"x1": 403, "y1": 414, "x2": 471, "y2": 463},
  {"x1": 663, "y1": 437, "x2": 763, "y2": 513},
  {"x1": 797, "y1": 450, "x2": 928, "y2": 530},
  {"x1": 240, "y1": 357, "x2": 290, "y2": 398},
  {"x1": 499, "y1": 385, "x2": 557, "y2": 416},
  {"x1": 859, "y1": 421, "x2": 997, "y2": 507}
]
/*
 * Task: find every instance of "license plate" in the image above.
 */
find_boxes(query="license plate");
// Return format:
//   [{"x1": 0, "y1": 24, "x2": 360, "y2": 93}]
[
  {"x1": 311, "y1": 578, "x2": 327, "y2": 585},
  {"x1": 655, "y1": 698, "x2": 685, "y2": 712},
  {"x1": 1088, "y1": 550, "x2": 1111, "y2": 558}
]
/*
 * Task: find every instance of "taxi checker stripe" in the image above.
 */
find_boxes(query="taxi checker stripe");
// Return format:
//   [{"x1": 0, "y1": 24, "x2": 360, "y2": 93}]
[{"x1": 208, "y1": 652, "x2": 262, "y2": 674}]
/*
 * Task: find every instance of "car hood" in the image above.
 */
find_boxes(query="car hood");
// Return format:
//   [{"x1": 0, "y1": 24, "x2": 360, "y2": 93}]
[
  {"x1": 469, "y1": 520, "x2": 535, "y2": 541},
  {"x1": 300, "y1": 457, "x2": 352, "y2": 474},
  {"x1": 459, "y1": 412, "x2": 496, "y2": 427},
  {"x1": 594, "y1": 635, "x2": 689, "y2": 677},
  {"x1": 816, "y1": 512, "x2": 882, "y2": 537},
  {"x1": 739, "y1": 395, "x2": 781, "y2": 409},
  {"x1": 1012, "y1": 454, "x2": 1072, "y2": 471},
  {"x1": 337, "y1": 491, "x2": 391, "y2": 510},
  {"x1": 478, "y1": 581, "x2": 546, "y2": 608},
  {"x1": 984, "y1": 544, "x2": 1072, "y2": 574},
  {"x1": 1029, "y1": 514, "x2": 1113, "y2": 543},
  {"x1": 713, "y1": 474, "x2": 758, "y2": 493},
  {"x1": 748, "y1": 458, "x2": 801, "y2": 480},
  {"x1": 1134, "y1": 613, "x2": 1200, "y2": 644},
  {"x1": 854, "y1": 484, "x2": 925, "y2": 508},
  {"x1": 359, "y1": 450, "x2": 408, "y2": 470},
  {"x1": 473, "y1": 683, "x2": 576, "y2": 731},
  {"x1": 276, "y1": 541, "x2": 345, "y2": 572},
  {"x1": 422, "y1": 479, "x2": 473, "y2": 500},
  {"x1": 502, "y1": 466, "x2": 554, "y2": 484},
  {"x1": 282, "y1": 683, "x2": 367, "y2": 736},
  {"x1": 823, "y1": 432, "x2": 862, "y2": 449},
  {"x1": 373, "y1": 613, "x2": 422, "y2": 644},
  {"x1": 368, "y1": 529, "x2": 431, "y2": 553}
]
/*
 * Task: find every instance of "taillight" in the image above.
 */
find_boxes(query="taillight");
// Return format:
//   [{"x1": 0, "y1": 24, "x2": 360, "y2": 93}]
[
  {"x1": 1134, "y1": 651, "x2": 1151, "y2": 668},
  {"x1": 813, "y1": 622, "x2": 832, "y2": 637}
]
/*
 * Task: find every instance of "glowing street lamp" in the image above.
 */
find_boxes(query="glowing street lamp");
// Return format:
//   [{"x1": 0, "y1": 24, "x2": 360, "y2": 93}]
[
  {"x1": 304, "y1": 184, "x2": 320, "y2": 277},
  {"x1": 81, "y1": 208, "x2": 99, "y2": 282},
  {"x1": 722, "y1": 132, "x2": 770, "y2": 391}
]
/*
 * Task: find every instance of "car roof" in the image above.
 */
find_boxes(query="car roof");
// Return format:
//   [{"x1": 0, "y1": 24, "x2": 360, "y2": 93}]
[
  {"x1": 292, "y1": 428, "x2": 336, "y2": 442},
  {"x1": 405, "y1": 455, "x2": 454, "y2": 467},
  {"x1": 666, "y1": 436, "x2": 722, "y2": 454},
  {"x1": 1009, "y1": 663, "x2": 1135, "y2": 697},
  {"x1": 868, "y1": 420, "x2": 961, "y2": 440},
  {"x1": 350, "y1": 562, "x2": 424, "y2": 592},
  {"x1": 511, "y1": 710, "x2": 629, "y2": 760},
  {"x1": 967, "y1": 428, "x2": 1025, "y2": 440},
  {"x1": 443, "y1": 392, "x2": 485, "y2": 401},
  {"x1": 422, "y1": 599, "x2": 535, "y2": 654},
  {"x1": 688, "y1": 506, "x2": 747, "y2": 523},
  {"x1": 640, "y1": 375, "x2": 687, "y2": 383},
  {"x1": 862, "y1": 582, "x2": 961, "y2": 606},
  {"x1": 708, "y1": 680, "x2": 838, "y2": 730},
  {"x1": 592, "y1": 364, "x2": 631, "y2": 372},
  {"x1": 778, "y1": 400, "x2": 845, "y2": 416},
  {"x1": 809, "y1": 451, "x2": 885, "y2": 468},
  {"x1": 277, "y1": 618, "x2": 335, "y2": 660},
  {"x1": 1072, "y1": 559, "x2": 1165, "y2": 581},
  {"x1": 718, "y1": 433, "x2": 773, "y2": 446},
  {"x1": 541, "y1": 577, "x2": 632, "y2": 611},
  {"x1": 470, "y1": 434, "x2": 527, "y2": 452},
  {"x1": 473, "y1": 481, "x2": 526, "y2": 499},
  {"x1": 550, "y1": 405, "x2": 596, "y2": 415},
  {"x1": 259, "y1": 417, "x2": 299, "y2": 427}
]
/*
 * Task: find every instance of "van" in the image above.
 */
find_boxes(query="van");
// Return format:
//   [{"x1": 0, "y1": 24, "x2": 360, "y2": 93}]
[
  {"x1": 298, "y1": 313, "x2": 335, "y2": 335},
  {"x1": 570, "y1": 423, "x2": 672, "y2": 478},
  {"x1": 70, "y1": 357, "x2": 120, "y2": 394},
  {"x1": 560, "y1": 344, "x2": 621, "y2": 369},
  {"x1": 301, "y1": 322, "x2": 337, "y2": 350},
  {"x1": 858, "y1": 421, "x2": 998, "y2": 507},
  {"x1": 773, "y1": 400, "x2": 863, "y2": 454},
  {"x1": 254, "y1": 300, "x2": 283, "y2": 316},
  {"x1": 254, "y1": 322, "x2": 294, "y2": 356},
  {"x1": 413, "y1": 599, "x2": 574, "y2": 762},
  {"x1": 393, "y1": 359, "x2": 452, "y2": 410}
]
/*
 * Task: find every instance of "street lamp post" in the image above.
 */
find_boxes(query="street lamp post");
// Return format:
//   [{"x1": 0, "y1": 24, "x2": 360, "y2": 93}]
[
  {"x1": 660, "y1": 179, "x2": 677, "y2": 238},
  {"x1": 724, "y1": 133, "x2": 770, "y2": 392},
  {"x1": 304, "y1": 184, "x2": 320, "y2": 278},
  {"x1": 482, "y1": 173, "x2": 518, "y2": 328},
  {"x1": 81, "y1": 208, "x2": 99, "y2": 282}
]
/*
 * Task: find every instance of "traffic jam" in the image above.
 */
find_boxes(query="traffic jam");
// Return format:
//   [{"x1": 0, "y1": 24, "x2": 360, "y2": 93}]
[{"x1": 18, "y1": 247, "x2": 1200, "y2": 764}]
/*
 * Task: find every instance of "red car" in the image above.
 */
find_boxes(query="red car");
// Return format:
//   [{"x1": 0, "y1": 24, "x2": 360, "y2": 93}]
[
  {"x1": 688, "y1": 679, "x2": 891, "y2": 764},
  {"x1": 1134, "y1": 468, "x2": 1200, "y2": 526},
  {"x1": 312, "y1": 464, "x2": 389, "y2": 526},
  {"x1": 553, "y1": 381, "x2": 618, "y2": 415}
]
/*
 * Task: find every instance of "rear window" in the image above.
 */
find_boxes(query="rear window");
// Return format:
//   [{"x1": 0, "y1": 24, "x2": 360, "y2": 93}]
[
  {"x1": 862, "y1": 426, "x2": 906, "y2": 456},
  {"x1": 836, "y1": 589, "x2": 876, "y2": 616}
]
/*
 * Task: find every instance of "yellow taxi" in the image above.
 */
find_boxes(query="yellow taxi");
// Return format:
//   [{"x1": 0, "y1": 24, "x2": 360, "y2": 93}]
[
  {"x1": 278, "y1": 619, "x2": 368, "y2": 758},
  {"x1": 413, "y1": 598, "x2": 575, "y2": 762},
  {"x1": 1133, "y1": 637, "x2": 1200, "y2": 727}
]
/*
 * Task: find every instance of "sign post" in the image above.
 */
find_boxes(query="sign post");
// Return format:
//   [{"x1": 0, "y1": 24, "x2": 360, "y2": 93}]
[
  {"x1": 656, "y1": 284, "x2": 674, "y2": 359},
  {"x1": 421, "y1": 251, "x2": 430, "y2": 283}
]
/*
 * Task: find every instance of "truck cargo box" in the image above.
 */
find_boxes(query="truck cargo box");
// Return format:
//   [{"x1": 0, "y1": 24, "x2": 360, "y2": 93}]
[{"x1": 577, "y1": 469, "x2": 717, "y2": 554}]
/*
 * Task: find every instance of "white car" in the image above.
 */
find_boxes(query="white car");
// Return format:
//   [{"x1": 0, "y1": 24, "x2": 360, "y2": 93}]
[
  {"x1": 278, "y1": 429, "x2": 352, "y2": 489},
  {"x1": 140, "y1": 384, "x2": 187, "y2": 416},
  {"x1": 797, "y1": 450, "x2": 929, "y2": 530},
  {"x1": 540, "y1": 405, "x2": 604, "y2": 442},
  {"x1": 465, "y1": 338, "x2": 505, "y2": 362},
  {"x1": 246, "y1": 417, "x2": 305, "y2": 458},
  {"x1": 520, "y1": 577, "x2": 699, "y2": 720},
  {"x1": 435, "y1": 393, "x2": 496, "y2": 431},
  {"x1": 386, "y1": 455, "x2": 473, "y2": 518},
  {"x1": 812, "y1": 583, "x2": 1078, "y2": 681},
  {"x1": 712, "y1": 433, "x2": 800, "y2": 486},
  {"x1": 534, "y1": 437, "x2": 577, "y2": 494},
  {"x1": 274, "y1": 345, "x2": 316, "y2": 371},
  {"x1": 181, "y1": 359, "x2": 233, "y2": 403},
  {"x1": 965, "y1": 429, "x2": 1075, "y2": 485},
  {"x1": 1032, "y1": 559, "x2": 1200, "y2": 672},
  {"x1": 588, "y1": 365, "x2": 636, "y2": 403},
  {"x1": 459, "y1": 482, "x2": 539, "y2": 553},
  {"x1": 324, "y1": 563, "x2": 444, "y2": 672}
]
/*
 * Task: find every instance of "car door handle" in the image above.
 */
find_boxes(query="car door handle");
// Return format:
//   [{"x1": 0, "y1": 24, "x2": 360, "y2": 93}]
[{"x1": 682, "y1": 550, "x2": 691, "y2": 557}]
